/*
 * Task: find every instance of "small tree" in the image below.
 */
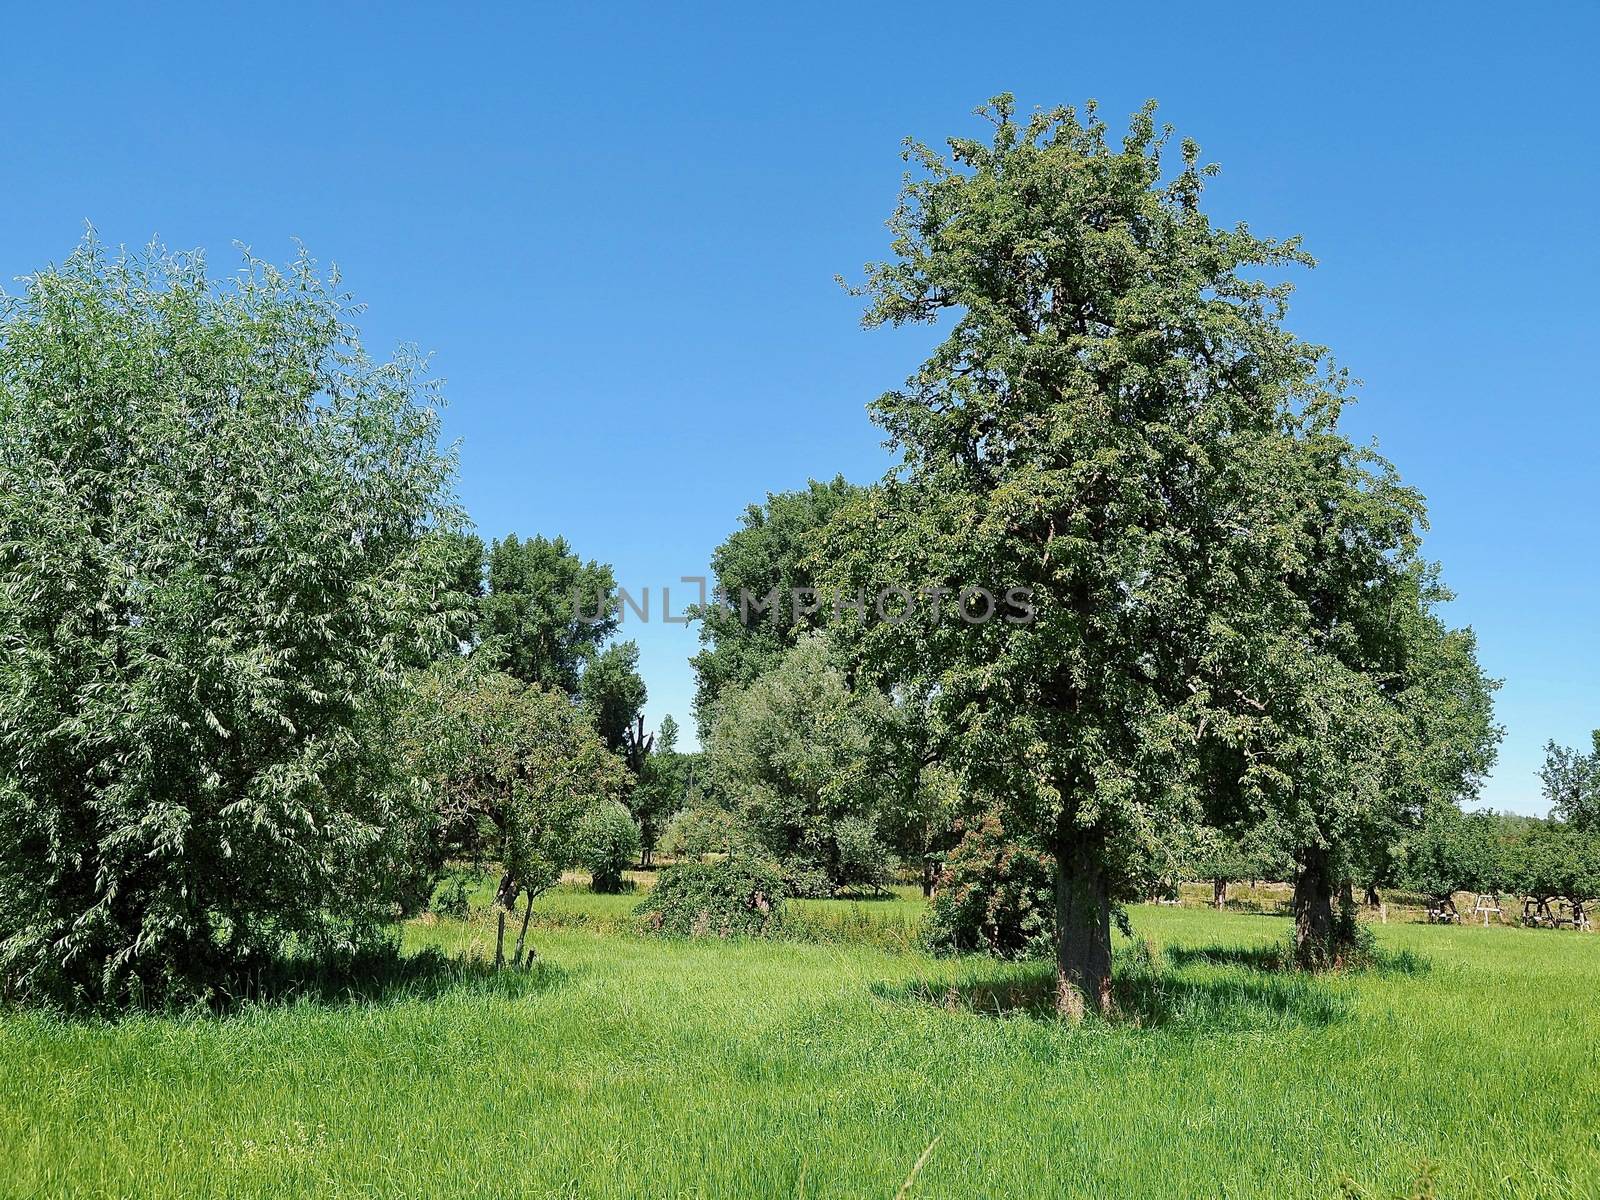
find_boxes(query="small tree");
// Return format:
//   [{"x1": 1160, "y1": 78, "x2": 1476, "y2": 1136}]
[
  {"x1": 659, "y1": 806, "x2": 756, "y2": 862},
  {"x1": 0, "y1": 241, "x2": 458, "y2": 1007},
  {"x1": 704, "y1": 636, "x2": 897, "y2": 893},
  {"x1": 575, "y1": 801, "x2": 642, "y2": 893},
  {"x1": 924, "y1": 812, "x2": 1055, "y2": 960},
  {"x1": 401, "y1": 661, "x2": 626, "y2": 965}
]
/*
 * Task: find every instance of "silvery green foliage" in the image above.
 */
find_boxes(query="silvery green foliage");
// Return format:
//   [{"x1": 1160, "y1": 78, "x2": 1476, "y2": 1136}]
[
  {"x1": 704, "y1": 635, "x2": 897, "y2": 894},
  {"x1": 0, "y1": 239, "x2": 460, "y2": 1007}
]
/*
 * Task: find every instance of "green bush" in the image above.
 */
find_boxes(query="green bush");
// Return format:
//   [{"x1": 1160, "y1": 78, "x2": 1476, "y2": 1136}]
[
  {"x1": 575, "y1": 801, "x2": 642, "y2": 893},
  {"x1": 778, "y1": 860, "x2": 835, "y2": 899},
  {"x1": 924, "y1": 813, "x2": 1054, "y2": 960},
  {"x1": 635, "y1": 860, "x2": 784, "y2": 938},
  {"x1": 658, "y1": 806, "x2": 755, "y2": 861}
]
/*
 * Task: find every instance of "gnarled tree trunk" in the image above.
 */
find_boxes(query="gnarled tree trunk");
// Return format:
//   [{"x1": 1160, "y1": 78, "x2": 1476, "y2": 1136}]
[
  {"x1": 1212, "y1": 878, "x2": 1227, "y2": 910},
  {"x1": 1293, "y1": 845, "x2": 1336, "y2": 968},
  {"x1": 1054, "y1": 831, "x2": 1112, "y2": 1021}
]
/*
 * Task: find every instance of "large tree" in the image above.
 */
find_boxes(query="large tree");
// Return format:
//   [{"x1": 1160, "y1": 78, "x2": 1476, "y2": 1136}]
[
  {"x1": 1541, "y1": 731, "x2": 1600, "y2": 831},
  {"x1": 690, "y1": 477, "x2": 861, "y2": 732},
  {"x1": 827, "y1": 97, "x2": 1326, "y2": 1016},
  {"x1": 479, "y1": 534, "x2": 618, "y2": 693},
  {"x1": 0, "y1": 241, "x2": 459, "y2": 1006}
]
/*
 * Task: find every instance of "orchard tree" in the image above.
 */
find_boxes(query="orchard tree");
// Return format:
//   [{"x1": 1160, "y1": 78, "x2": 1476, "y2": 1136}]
[
  {"x1": 400, "y1": 661, "x2": 627, "y2": 965},
  {"x1": 827, "y1": 97, "x2": 1336, "y2": 1016},
  {"x1": 0, "y1": 241, "x2": 461, "y2": 1007},
  {"x1": 1403, "y1": 806, "x2": 1513, "y2": 918},
  {"x1": 1541, "y1": 731, "x2": 1600, "y2": 831}
]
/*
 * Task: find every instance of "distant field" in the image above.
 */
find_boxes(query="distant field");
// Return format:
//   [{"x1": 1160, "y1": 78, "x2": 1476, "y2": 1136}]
[{"x1": 2, "y1": 891, "x2": 1597, "y2": 1198}]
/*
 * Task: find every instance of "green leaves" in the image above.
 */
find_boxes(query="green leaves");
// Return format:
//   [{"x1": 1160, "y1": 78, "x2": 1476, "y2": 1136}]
[{"x1": 0, "y1": 238, "x2": 460, "y2": 1007}]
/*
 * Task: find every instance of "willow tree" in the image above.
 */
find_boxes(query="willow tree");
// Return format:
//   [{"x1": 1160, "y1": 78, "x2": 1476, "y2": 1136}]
[
  {"x1": 0, "y1": 240, "x2": 459, "y2": 1007},
  {"x1": 830, "y1": 97, "x2": 1321, "y2": 1017}
]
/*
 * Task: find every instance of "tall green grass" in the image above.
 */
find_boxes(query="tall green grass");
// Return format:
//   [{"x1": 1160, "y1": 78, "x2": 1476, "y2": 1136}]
[{"x1": 2, "y1": 900, "x2": 1596, "y2": 1198}]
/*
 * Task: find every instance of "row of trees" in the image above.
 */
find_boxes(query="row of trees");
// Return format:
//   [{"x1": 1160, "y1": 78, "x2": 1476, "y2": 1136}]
[{"x1": 683, "y1": 96, "x2": 1509, "y2": 1017}]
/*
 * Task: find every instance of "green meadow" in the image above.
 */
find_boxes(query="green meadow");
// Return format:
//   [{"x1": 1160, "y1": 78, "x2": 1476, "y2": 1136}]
[{"x1": 3, "y1": 894, "x2": 1596, "y2": 1200}]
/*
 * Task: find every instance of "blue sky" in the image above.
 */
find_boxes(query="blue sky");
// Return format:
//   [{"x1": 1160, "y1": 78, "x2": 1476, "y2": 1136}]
[{"x1": 4, "y1": 2, "x2": 1595, "y2": 812}]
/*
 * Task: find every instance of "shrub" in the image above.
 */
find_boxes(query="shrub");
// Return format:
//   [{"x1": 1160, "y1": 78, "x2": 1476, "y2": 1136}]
[
  {"x1": 659, "y1": 806, "x2": 755, "y2": 861},
  {"x1": 0, "y1": 241, "x2": 458, "y2": 1009},
  {"x1": 432, "y1": 874, "x2": 475, "y2": 921},
  {"x1": 576, "y1": 801, "x2": 642, "y2": 893},
  {"x1": 635, "y1": 860, "x2": 784, "y2": 938},
  {"x1": 778, "y1": 861, "x2": 835, "y2": 899},
  {"x1": 924, "y1": 813, "x2": 1054, "y2": 960},
  {"x1": 833, "y1": 814, "x2": 896, "y2": 896}
]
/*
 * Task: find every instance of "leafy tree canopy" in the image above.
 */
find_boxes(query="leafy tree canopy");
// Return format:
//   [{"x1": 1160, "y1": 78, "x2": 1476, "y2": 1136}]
[{"x1": 0, "y1": 240, "x2": 459, "y2": 1007}]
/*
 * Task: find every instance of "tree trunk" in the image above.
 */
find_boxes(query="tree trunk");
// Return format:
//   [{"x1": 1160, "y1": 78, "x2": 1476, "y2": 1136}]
[
  {"x1": 512, "y1": 891, "x2": 535, "y2": 967},
  {"x1": 1364, "y1": 882, "x2": 1381, "y2": 908},
  {"x1": 1054, "y1": 832, "x2": 1112, "y2": 1021},
  {"x1": 494, "y1": 909, "x2": 507, "y2": 969},
  {"x1": 1293, "y1": 845, "x2": 1336, "y2": 968},
  {"x1": 1212, "y1": 878, "x2": 1227, "y2": 910}
]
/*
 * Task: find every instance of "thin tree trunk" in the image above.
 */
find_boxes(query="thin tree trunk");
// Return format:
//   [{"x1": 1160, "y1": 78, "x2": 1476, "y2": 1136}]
[
  {"x1": 1054, "y1": 830, "x2": 1112, "y2": 1021},
  {"x1": 1293, "y1": 846, "x2": 1336, "y2": 968},
  {"x1": 512, "y1": 890, "x2": 536, "y2": 967},
  {"x1": 494, "y1": 909, "x2": 506, "y2": 969},
  {"x1": 1212, "y1": 878, "x2": 1227, "y2": 910}
]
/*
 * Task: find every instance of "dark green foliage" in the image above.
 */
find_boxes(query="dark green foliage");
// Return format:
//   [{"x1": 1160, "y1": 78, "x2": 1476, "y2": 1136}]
[
  {"x1": 1506, "y1": 821, "x2": 1600, "y2": 907},
  {"x1": 0, "y1": 241, "x2": 458, "y2": 1009},
  {"x1": 635, "y1": 860, "x2": 784, "y2": 938},
  {"x1": 690, "y1": 477, "x2": 862, "y2": 730},
  {"x1": 479, "y1": 534, "x2": 617, "y2": 693},
  {"x1": 1402, "y1": 807, "x2": 1515, "y2": 903},
  {"x1": 630, "y1": 716, "x2": 690, "y2": 866},
  {"x1": 579, "y1": 641, "x2": 647, "y2": 755},
  {"x1": 924, "y1": 814, "x2": 1054, "y2": 961}
]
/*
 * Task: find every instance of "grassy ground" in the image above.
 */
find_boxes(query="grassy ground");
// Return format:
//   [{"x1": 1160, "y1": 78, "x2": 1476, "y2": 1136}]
[{"x1": 2, "y1": 894, "x2": 1597, "y2": 1199}]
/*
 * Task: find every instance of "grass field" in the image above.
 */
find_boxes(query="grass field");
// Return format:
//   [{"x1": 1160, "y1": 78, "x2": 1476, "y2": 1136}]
[{"x1": 2, "y1": 891, "x2": 1597, "y2": 1199}]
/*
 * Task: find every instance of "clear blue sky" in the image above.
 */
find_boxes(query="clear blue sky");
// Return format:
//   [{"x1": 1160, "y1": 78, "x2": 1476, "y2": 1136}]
[{"x1": 4, "y1": 2, "x2": 1595, "y2": 813}]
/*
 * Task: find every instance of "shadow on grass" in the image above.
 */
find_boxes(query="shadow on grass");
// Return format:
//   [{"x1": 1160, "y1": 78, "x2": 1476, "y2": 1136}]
[
  {"x1": 876, "y1": 954, "x2": 1354, "y2": 1031},
  {"x1": 212, "y1": 945, "x2": 570, "y2": 1014},
  {"x1": 1166, "y1": 943, "x2": 1431, "y2": 978}
]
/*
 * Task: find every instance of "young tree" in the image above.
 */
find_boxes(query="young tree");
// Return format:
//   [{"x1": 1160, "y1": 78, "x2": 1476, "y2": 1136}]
[
  {"x1": 0, "y1": 241, "x2": 459, "y2": 1007},
  {"x1": 704, "y1": 636, "x2": 896, "y2": 894},
  {"x1": 828, "y1": 97, "x2": 1334, "y2": 1016},
  {"x1": 574, "y1": 801, "x2": 643, "y2": 893},
  {"x1": 400, "y1": 661, "x2": 627, "y2": 965}
]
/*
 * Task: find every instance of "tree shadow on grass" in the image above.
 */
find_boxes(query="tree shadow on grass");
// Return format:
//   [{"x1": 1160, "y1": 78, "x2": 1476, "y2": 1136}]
[
  {"x1": 874, "y1": 959, "x2": 1351, "y2": 1031},
  {"x1": 1166, "y1": 943, "x2": 1431, "y2": 978},
  {"x1": 212, "y1": 945, "x2": 571, "y2": 1014}
]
